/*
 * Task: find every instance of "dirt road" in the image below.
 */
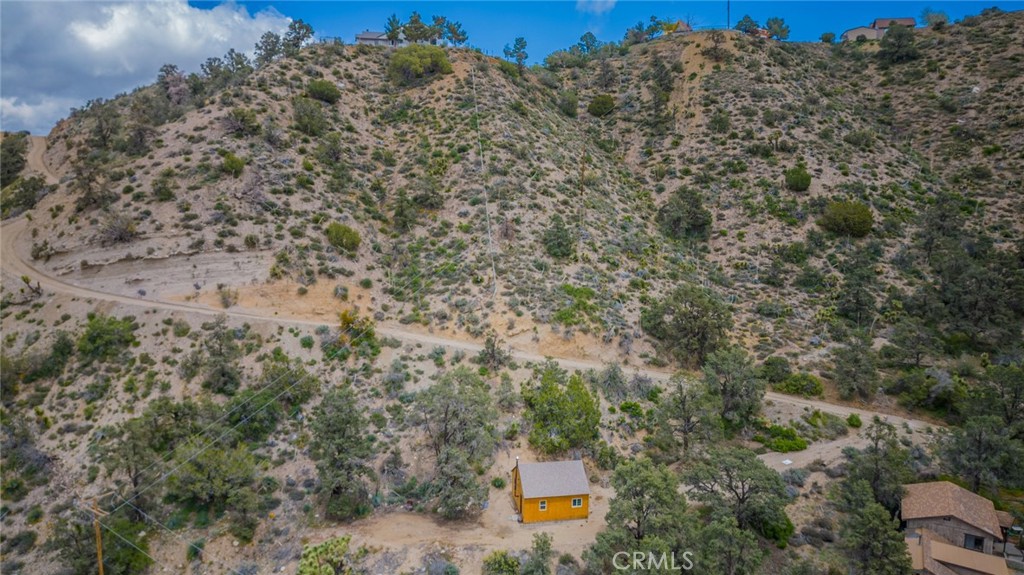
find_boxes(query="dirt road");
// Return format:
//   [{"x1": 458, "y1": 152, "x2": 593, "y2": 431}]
[
  {"x1": 1, "y1": 139, "x2": 934, "y2": 426},
  {"x1": 1, "y1": 208, "x2": 935, "y2": 430},
  {"x1": 26, "y1": 135, "x2": 59, "y2": 184}
]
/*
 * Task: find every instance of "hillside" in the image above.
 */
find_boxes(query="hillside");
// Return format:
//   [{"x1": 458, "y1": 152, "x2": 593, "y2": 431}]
[{"x1": 1, "y1": 9, "x2": 1023, "y2": 575}]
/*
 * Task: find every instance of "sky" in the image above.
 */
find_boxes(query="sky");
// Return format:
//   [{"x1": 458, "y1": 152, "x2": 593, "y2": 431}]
[{"x1": 2, "y1": 1, "x2": 1022, "y2": 135}]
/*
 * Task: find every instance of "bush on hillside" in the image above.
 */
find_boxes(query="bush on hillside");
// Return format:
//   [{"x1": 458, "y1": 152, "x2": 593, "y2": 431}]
[
  {"x1": 760, "y1": 356, "x2": 792, "y2": 384},
  {"x1": 819, "y1": 200, "x2": 873, "y2": 237},
  {"x1": 656, "y1": 187, "x2": 712, "y2": 240},
  {"x1": 557, "y1": 91, "x2": 578, "y2": 117},
  {"x1": 587, "y1": 94, "x2": 615, "y2": 117},
  {"x1": 325, "y1": 222, "x2": 361, "y2": 253},
  {"x1": 542, "y1": 215, "x2": 574, "y2": 259},
  {"x1": 388, "y1": 45, "x2": 452, "y2": 86},
  {"x1": 307, "y1": 79, "x2": 342, "y2": 104},
  {"x1": 292, "y1": 97, "x2": 327, "y2": 136},
  {"x1": 774, "y1": 373, "x2": 824, "y2": 397},
  {"x1": 221, "y1": 152, "x2": 245, "y2": 177},
  {"x1": 784, "y1": 163, "x2": 812, "y2": 192}
]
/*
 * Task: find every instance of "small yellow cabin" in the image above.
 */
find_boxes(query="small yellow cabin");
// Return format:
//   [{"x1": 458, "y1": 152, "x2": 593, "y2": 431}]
[{"x1": 511, "y1": 459, "x2": 590, "y2": 524}]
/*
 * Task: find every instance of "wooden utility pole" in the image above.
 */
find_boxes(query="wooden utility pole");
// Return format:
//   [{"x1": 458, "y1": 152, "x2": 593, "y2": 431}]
[
  {"x1": 88, "y1": 498, "x2": 109, "y2": 575},
  {"x1": 93, "y1": 500, "x2": 106, "y2": 575}
]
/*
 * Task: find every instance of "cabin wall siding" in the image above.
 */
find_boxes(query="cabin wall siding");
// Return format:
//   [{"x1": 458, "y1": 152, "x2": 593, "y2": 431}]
[{"x1": 520, "y1": 494, "x2": 589, "y2": 523}]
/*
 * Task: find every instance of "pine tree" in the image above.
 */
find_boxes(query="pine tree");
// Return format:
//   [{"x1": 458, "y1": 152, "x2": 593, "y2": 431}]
[
  {"x1": 840, "y1": 480, "x2": 912, "y2": 575},
  {"x1": 311, "y1": 384, "x2": 375, "y2": 520}
]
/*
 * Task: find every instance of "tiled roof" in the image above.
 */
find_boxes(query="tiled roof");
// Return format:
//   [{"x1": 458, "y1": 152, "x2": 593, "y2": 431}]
[
  {"x1": 871, "y1": 17, "x2": 916, "y2": 29},
  {"x1": 907, "y1": 528, "x2": 1009, "y2": 575},
  {"x1": 902, "y1": 482, "x2": 1003, "y2": 540},
  {"x1": 996, "y1": 509, "x2": 1015, "y2": 529},
  {"x1": 517, "y1": 460, "x2": 590, "y2": 499}
]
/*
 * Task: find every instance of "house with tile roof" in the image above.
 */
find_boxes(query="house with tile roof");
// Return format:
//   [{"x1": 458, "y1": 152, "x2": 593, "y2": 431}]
[
  {"x1": 841, "y1": 17, "x2": 916, "y2": 42},
  {"x1": 511, "y1": 459, "x2": 590, "y2": 523},
  {"x1": 901, "y1": 482, "x2": 1012, "y2": 575}
]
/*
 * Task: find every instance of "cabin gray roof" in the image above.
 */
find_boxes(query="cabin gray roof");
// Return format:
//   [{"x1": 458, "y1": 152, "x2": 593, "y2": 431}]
[
  {"x1": 518, "y1": 460, "x2": 590, "y2": 499},
  {"x1": 355, "y1": 31, "x2": 387, "y2": 40}
]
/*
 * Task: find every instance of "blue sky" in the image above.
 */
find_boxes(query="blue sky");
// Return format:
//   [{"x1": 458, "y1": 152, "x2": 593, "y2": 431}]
[
  {"x1": 3, "y1": 1, "x2": 1022, "y2": 134},
  {"x1": 221, "y1": 1, "x2": 1024, "y2": 60}
]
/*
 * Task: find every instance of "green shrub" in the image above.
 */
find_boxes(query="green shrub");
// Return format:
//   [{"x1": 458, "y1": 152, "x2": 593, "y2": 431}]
[
  {"x1": 187, "y1": 538, "x2": 205, "y2": 562},
  {"x1": 292, "y1": 97, "x2": 327, "y2": 136},
  {"x1": 775, "y1": 373, "x2": 824, "y2": 397},
  {"x1": 619, "y1": 401, "x2": 644, "y2": 418},
  {"x1": 587, "y1": 94, "x2": 615, "y2": 117},
  {"x1": 325, "y1": 222, "x2": 361, "y2": 253},
  {"x1": 656, "y1": 187, "x2": 712, "y2": 240},
  {"x1": 757, "y1": 514, "x2": 795, "y2": 548},
  {"x1": 819, "y1": 200, "x2": 873, "y2": 237},
  {"x1": 783, "y1": 164, "x2": 811, "y2": 191},
  {"x1": 25, "y1": 505, "x2": 43, "y2": 524},
  {"x1": 846, "y1": 413, "x2": 862, "y2": 428},
  {"x1": 557, "y1": 91, "x2": 578, "y2": 117},
  {"x1": 221, "y1": 153, "x2": 245, "y2": 177},
  {"x1": 78, "y1": 314, "x2": 137, "y2": 363},
  {"x1": 483, "y1": 550, "x2": 520, "y2": 575},
  {"x1": 541, "y1": 215, "x2": 574, "y2": 259},
  {"x1": 2, "y1": 530, "x2": 37, "y2": 555},
  {"x1": 307, "y1": 79, "x2": 341, "y2": 104},
  {"x1": 497, "y1": 60, "x2": 519, "y2": 77},
  {"x1": 388, "y1": 45, "x2": 452, "y2": 86},
  {"x1": 224, "y1": 108, "x2": 261, "y2": 136},
  {"x1": 757, "y1": 425, "x2": 808, "y2": 452},
  {"x1": 760, "y1": 356, "x2": 792, "y2": 384},
  {"x1": 708, "y1": 109, "x2": 730, "y2": 133},
  {"x1": 491, "y1": 477, "x2": 507, "y2": 489}
]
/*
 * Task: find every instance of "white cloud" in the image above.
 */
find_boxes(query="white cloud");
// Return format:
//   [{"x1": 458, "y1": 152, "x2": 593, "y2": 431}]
[
  {"x1": 575, "y1": 0, "x2": 617, "y2": 15},
  {"x1": 0, "y1": 1, "x2": 291, "y2": 134}
]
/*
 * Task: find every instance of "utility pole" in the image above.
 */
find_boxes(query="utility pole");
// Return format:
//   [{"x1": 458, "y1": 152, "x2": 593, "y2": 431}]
[
  {"x1": 91, "y1": 499, "x2": 108, "y2": 575},
  {"x1": 727, "y1": 0, "x2": 731, "y2": 29}
]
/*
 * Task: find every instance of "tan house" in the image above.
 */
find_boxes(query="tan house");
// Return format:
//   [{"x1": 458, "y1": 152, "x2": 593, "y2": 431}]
[
  {"x1": 902, "y1": 482, "x2": 1011, "y2": 575},
  {"x1": 842, "y1": 17, "x2": 916, "y2": 42},
  {"x1": 841, "y1": 26, "x2": 883, "y2": 42}
]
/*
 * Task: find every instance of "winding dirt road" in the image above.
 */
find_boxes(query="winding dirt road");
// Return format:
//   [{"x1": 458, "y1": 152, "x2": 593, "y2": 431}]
[
  {"x1": 1, "y1": 138, "x2": 938, "y2": 427},
  {"x1": 26, "y1": 135, "x2": 59, "y2": 184}
]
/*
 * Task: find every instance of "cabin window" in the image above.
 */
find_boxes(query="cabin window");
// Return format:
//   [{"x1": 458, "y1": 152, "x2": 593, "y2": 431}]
[
  {"x1": 572, "y1": 498, "x2": 583, "y2": 508},
  {"x1": 964, "y1": 534, "x2": 985, "y2": 551},
  {"x1": 539, "y1": 500, "x2": 547, "y2": 511}
]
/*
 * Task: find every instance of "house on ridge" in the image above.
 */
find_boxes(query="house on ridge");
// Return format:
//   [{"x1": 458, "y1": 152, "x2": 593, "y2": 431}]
[
  {"x1": 354, "y1": 30, "x2": 406, "y2": 47},
  {"x1": 841, "y1": 16, "x2": 916, "y2": 42}
]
